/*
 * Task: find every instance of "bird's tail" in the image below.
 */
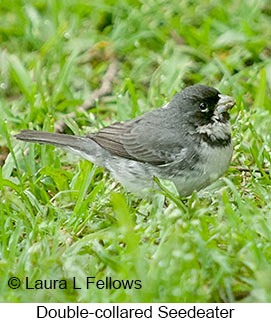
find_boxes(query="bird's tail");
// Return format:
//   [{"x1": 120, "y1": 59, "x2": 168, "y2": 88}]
[
  {"x1": 15, "y1": 130, "x2": 111, "y2": 168},
  {"x1": 15, "y1": 130, "x2": 85, "y2": 149}
]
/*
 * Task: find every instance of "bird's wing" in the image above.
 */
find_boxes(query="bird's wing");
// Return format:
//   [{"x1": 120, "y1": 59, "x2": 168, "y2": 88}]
[
  {"x1": 88, "y1": 121, "x2": 141, "y2": 161},
  {"x1": 88, "y1": 109, "x2": 188, "y2": 165}
]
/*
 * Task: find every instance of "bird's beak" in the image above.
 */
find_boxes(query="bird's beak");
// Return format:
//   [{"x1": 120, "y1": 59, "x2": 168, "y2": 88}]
[{"x1": 215, "y1": 94, "x2": 236, "y2": 114}]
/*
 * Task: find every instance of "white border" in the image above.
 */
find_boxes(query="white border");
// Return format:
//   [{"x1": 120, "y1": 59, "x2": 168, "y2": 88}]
[{"x1": 1, "y1": 303, "x2": 270, "y2": 322}]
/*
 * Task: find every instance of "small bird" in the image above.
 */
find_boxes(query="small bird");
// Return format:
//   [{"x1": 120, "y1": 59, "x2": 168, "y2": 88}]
[{"x1": 15, "y1": 84, "x2": 235, "y2": 197}]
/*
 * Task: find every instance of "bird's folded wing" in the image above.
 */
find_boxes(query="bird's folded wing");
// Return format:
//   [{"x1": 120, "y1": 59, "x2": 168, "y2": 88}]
[{"x1": 88, "y1": 116, "x2": 185, "y2": 166}]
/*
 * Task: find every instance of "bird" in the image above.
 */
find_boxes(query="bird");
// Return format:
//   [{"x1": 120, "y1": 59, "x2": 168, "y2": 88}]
[{"x1": 15, "y1": 84, "x2": 236, "y2": 197}]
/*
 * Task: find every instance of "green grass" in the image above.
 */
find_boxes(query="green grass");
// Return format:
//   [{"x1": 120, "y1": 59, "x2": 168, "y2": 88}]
[{"x1": 1, "y1": 0, "x2": 271, "y2": 302}]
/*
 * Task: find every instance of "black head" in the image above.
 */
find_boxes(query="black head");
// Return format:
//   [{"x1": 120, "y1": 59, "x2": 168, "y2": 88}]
[
  {"x1": 181, "y1": 85, "x2": 220, "y2": 124},
  {"x1": 170, "y1": 84, "x2": 235, "y2": 126}
]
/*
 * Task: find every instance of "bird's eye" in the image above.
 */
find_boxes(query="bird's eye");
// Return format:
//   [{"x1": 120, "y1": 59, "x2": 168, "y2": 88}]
[{"x1": 199, "y1": 102, "x2": 208, "y2": 112}]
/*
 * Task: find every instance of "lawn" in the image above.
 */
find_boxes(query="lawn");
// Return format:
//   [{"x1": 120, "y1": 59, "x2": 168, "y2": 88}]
[{"x1": 0, "y1": 0, "x2": 271, "y2": 302}]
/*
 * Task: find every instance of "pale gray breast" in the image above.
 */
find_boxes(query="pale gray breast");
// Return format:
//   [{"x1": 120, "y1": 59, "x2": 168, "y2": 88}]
[
  {"x1": 172, "y1": 141, "x2": 233, "y2": 196},
  {"x1": 201, "y1": 141, "x2": 233, "y2": 180}
]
